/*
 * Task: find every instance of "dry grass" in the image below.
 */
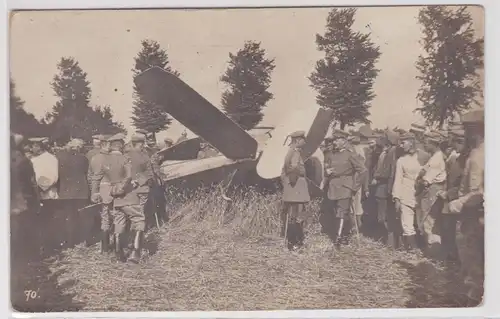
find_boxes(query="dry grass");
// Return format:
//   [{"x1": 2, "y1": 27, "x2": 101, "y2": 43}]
[{"x1": 45, "y1": 186, "x2": 470, "y2": 311}]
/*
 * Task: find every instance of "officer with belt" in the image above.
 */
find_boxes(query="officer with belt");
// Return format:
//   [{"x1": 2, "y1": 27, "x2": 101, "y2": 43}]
[
  {"x1": 323, "y1": 129, "x2": 366, "y2": 248},
  {"x1": 89, "y1": 134, "x2": 113, "y2": 254},
  {"x1": 91, "y1": 133, "x2": 148, "y2": 263},
  {"x1": 280, "y1": 130, "x2": 310, "y2": 251}
]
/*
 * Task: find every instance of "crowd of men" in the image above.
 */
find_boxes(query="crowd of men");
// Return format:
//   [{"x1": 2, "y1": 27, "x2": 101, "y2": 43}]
[{"x1": 281, "y1": 109, "x2": 485, "y2": 305}]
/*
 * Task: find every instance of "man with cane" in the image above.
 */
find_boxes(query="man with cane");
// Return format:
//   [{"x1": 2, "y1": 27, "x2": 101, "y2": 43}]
[{"x1": 280, "y1": 131, "x2": 310, "y2": 251}]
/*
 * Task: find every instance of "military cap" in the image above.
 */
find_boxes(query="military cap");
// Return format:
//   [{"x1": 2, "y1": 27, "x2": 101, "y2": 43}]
[
  {"x1": 399, "y1": 132, "x2": 416, "y2": 141},
  {"x1": 66, "y1": 138, "x2": 85, "y2": 149},
  {"x1": 385, "y1": 130, "x2": 400, "y2": 145},
  {"x1": 131, "y1": 133, "x2": 146, "y2": 142},
  {"x1": 29, "y1": 137, "x2": 48, "y2": 144},
  {"x1": 461, "y1": 109, "x2": 484, "y2": 124},
  {"x1": 99, "y1": 134, "x2": 112, "y2": 141},
  {"x1": 348, "y1": 135, "x2": 361, "y2": 144},
  {"x1": 92, "y1": 134, "x2": 102, "y2": 140},
  {"x1": 164, "y1": 137, "x2": 174, "y2": 144},
  {"x1": 358, "y1": 125, "x2": 375, "y2": 138},
  {"x1": 424, "y1": 130, "x2": 444, "y2": 143},
  {"x1": 289, "y1": 130, "x2": 306, "y2": 139},
  {"x1": 331, "y1": 129, "x2": 349, "y2": 139},
  {"x1": 107, "y1": 133, "x2": 126, "y2": 142}
]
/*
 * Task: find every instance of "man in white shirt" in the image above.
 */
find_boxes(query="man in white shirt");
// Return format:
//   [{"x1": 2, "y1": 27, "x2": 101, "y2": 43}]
[
  {"x1": 29, "y1": 137, "x2": 59, "y2": 200},
  {"x1": 392, "y1": 133, "x2": 422, "y2": 251},
  {"x1": 416, "y1": 130, "x2": 447, "y2": 253}
]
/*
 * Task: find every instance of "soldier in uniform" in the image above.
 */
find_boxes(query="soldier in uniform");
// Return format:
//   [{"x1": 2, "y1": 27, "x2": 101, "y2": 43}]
[
  {"x1": 323, "y1": 129, "x2": 366, "y2": 248},
  {"x1": 164, "y1": 137, "x2": 174, "y2": 149},
  {"x1": 89, "y1": 134, "x2": 113, "y2": 253},
  {"x1": 280, "y1": 130, "x2": 310, "y2": 250},
  {"x1": 197, "y1": 140, "x2": 219, "y2": 159},
  {"x1": 127, "y1": 133, "x2": 155, "y2": 228},
  {"x1": 410, "y1": 123, "x2": 431, "y2": 165},
  {"x1": 449, "y1": 109, "x2": 484, "y2": 305},
  {"x1": 86, "y1": 135, "x2": 102, "y2": 161},
  {"x1": 91, "y1": 133, "x2": 148, "y2": 263},
  {"x1": 176, "y1": 131, "x2": 188, "y2": 144},
  {"x1": 347, "y1": 134, "x2": 370, "y2": 230},
  {"x1": 439, "y1": 122, "x2": 467, "y2": 264},
  {"x1": 372, "y1": 130, "x2": 400, "y2": 249}
]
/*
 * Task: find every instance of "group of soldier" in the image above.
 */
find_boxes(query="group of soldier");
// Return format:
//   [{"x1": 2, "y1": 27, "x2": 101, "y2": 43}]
[
  {"x1": 10, "y1": 130, "x2": 183, "y2": 265},
  {"x1": 280, "y1": 109, "x2": 485, "y2": 305}
]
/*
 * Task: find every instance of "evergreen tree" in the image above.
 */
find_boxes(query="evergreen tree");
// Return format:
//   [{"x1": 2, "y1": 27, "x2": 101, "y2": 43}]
[
  {"x1": 47, "y1": 57, "x2": 124, "y2": 144},
  {"x1": 220, "y1": 41, "x2": 276, "y2": 130},
  {"x1": 132, "y1": 39, "x2": 179, "y2": 140},
  {"x1": 309, "y1": 8, "x2": 381, "y2": 130},
  {"x1": 416, "y1": 6, "x2": 484, "y2": 127},
  {"x1": 10, "y1": 78, "x2": 47, "y2": 137}
]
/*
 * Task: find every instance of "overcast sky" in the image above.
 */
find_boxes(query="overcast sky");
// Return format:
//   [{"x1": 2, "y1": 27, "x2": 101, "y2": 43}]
[{"x1": 10, "y1": 6, "x2": 484, "y2": 140}]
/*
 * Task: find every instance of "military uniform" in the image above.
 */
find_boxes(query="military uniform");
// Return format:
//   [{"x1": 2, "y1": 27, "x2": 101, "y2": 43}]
[
  {"x1": 449, "y1": 109, "x2": 484, "y2": 304},
  {"x1": 323, "y1": 130, "x2": 366, "y2": 246},
  {"x1": 372, "y1": 130, "x2": 401, "y2": 248},
  {"x1": 92, "y1": 133, "x2": 146, "y2": 262},
  {"x1": 280, "y1": 131, "x2": 310, "y2": 250}
]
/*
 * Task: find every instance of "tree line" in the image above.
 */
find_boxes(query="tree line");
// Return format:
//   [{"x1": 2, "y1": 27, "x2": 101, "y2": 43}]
[{"x1": 10, "y1": 6, "x2": 484, "y2": 144}]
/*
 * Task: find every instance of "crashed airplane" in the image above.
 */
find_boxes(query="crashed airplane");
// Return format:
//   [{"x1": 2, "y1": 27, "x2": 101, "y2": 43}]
[{"x1": 134, "y1": 66, "x2": 333, "y2": 197}]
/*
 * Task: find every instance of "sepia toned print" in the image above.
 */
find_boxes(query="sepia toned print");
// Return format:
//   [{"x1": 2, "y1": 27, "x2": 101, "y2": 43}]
[{"x1": 9, "y1": 6, "x2": 484, "y2": 312}]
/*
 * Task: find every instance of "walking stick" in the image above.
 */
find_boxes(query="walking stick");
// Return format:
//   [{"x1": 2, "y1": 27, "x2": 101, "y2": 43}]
[{"x1": 351, "y1": 201, "x2": 361, "y2": 245}]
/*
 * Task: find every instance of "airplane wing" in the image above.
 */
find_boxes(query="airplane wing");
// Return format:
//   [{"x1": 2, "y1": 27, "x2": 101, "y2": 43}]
[
  {"x1": 157, "y1": 137, "x2": 202, "y2": 161},
  {"x1": 134, "y1": 67, "x2": 258, "y2": 160}
]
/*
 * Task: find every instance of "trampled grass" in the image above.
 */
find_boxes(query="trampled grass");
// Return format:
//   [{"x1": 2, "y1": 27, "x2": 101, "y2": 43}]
[{"x1": 45, "y1": 186, "x2": 470, "y2": 311}]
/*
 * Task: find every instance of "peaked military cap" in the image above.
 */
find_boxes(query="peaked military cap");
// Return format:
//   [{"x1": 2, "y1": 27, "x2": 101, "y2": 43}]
[
  {"x1": 92, "y1": 134, "x2": 102, "y2": 140},
  {"x1": 99, "y1": 134, "x2": 112, "y2": 141},
  {"x1": 424, "y1": 130, "x2": 444, "y2": 143},
  {"x1": 332, "y1": 129, "x2": 349, "y2": 139},
  {"x1": 131, "y1": 133, "x2": 146, "y2": 142},
  {"x1": 348, "y1": 135, "x2": 361, "y2": 144},
  {"x1": 107, "y1": 133, "x2": 126, "y2": 142},
  {"x1": 289, "y1": 130, "x2": 306, "y2": 138},
  {"x1": 399, "y1": 132, "x2": 416, "y2": 141},
  {"x1": 358, "y1": 125, "x2": 375, "y2": 138}
]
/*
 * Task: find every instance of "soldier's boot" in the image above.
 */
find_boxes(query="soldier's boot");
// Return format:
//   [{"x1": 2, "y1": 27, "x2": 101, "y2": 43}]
[
  {"x1": 114, "y1": 233, "x2": 126, "y2": 263},
  {"x1": 406, "y1": 235, "x2": 418, "y2": 251},
  {"x1": 100, "y1": 230, "x2": 110, "y2": 254},
  {"x1": 386, "y1": 232, "x2": 395, "y2": 250},
  {"x1": 128, "y1": 231, "x2": 144, "y2": 264}
]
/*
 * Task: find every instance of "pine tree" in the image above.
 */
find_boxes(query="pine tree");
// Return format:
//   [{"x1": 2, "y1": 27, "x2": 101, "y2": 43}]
[
  {"x1": 10, "y1": 78, "x2": 47, "y2": 137},
  {"x1": 220, "y1": 41, "x2": 276, "y2": 130},
  {"x1": 47, "y1": 57, "x2": 124, "y2": 144},
  {"x1": 309, "y1": 8, "x2": 381, "y2": 130},
  {"x1": 416, "y1": 6, "x2": 484, "y2": 127},
  {"x1": 132, "y1": 39, "x2": 179, "y2": 140}
]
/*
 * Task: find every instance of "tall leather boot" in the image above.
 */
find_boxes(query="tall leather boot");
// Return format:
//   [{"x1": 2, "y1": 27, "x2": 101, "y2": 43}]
[
  {"x1": 100, "y1": 230, "x2": 110, "y2": 254},
  {"x1": 114, "y1": 233, "x2": 126, "y2": 263},
  {"x1": 128, "y1": 231, "x2": 144, "y2": 264},
  {"x1": 407, "y1": 235, "x2": 418, "y2": 251},
  {"x1": 387, "y1": 232, "x2": 395, "y2": 250}
]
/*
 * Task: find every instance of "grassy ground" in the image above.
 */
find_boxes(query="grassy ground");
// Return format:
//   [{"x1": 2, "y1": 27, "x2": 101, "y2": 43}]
[{"x1": 14, "y1": 187, "x2": 471, "y2": 312}]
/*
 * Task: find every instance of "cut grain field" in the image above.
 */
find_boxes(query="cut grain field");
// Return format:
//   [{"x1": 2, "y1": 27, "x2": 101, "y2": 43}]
[{"x1": 14, "y1": 187, "x2": 471, "y2": 312}]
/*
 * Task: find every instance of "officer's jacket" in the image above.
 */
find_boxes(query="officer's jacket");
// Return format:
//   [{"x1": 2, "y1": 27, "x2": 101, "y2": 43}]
[
  {"x1": 56, "y1": 149, "x2": 90, "y2": 200},
  {"x1": 373, "y1": 145, "x2": 398, "y2": 198},
  {"x1": 91, "y1": 150, "x2": 139, "y2": 207},
  {"x1": 86, "y1": 148, "x2": 101, "y2": 161},
  {"x1": 324, "y1": 149, "x2": 366, "y2": 200},
  {"x1": 127, "y1": 148, "x2": 154, "y2": 193},
  {"x1": 281, "y1": 147, "x2": 310, "y2": 203},
  {"x1": 446, "y1": 153, "x2": 467, "y2": 201}
]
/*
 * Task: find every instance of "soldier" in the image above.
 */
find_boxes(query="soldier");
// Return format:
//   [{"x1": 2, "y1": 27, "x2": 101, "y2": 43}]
[
  {"x1": 372, "y1": 130, "x2": 400, "y2": 249},
  {"x1": 318, "y1": 137, "x2": 334, "y2": 234},
  {"x1": 416, "y1": 130, "x2": 447, "y2": 256},
  {"x1": 86, "y1": 135, "x2": 102, "y2": 161},
  {"x1": 89, "y1": 134, "x2": 113, "y2": 253},
  {"x1": 439, "y1": 122, "x2": 467, "y2": 264},
  {"x1": 127, "y1": 133, "x2": 155, "y2": 228},
  {"x1": 29, "y1": 137, "x2": 59, "y2": 200},
  {"x1": 347, "y1": 134, "x2": 370, "y2": 230},
  {"x1": 410, "y1": 123, "x2": 431, "y2": 165},
  {"x1": 280, "y1": 130, "x2": 310, "y2": 251},
  {"x1": 449, "y1": 109, "x2": 484, "y2": 305},
  {"x1": 323, "y1": 129, "x2": 366, "y2": 248},
  {"x1": 392, "y1": 133, "x2": 422, "y2": 251},
  {"x1": 91, "y1": 133, "x2": 148, "y2": 263},
  {"x1": 164, "y1": 137, "x2": 174, "y2": 149},
  {"x1": 198, "y1": 140, "x2": 219, "y2": 159}
]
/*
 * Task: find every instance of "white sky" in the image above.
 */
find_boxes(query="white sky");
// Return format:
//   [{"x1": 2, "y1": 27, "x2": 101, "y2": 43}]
[{"x1": 10, "y1": 6, "x2": 484, "y2": 141}]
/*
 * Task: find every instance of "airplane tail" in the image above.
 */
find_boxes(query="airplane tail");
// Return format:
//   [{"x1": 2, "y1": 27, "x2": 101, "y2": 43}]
[{"x1": 134, "y1": 67, "x2": 258, "y2": 160}]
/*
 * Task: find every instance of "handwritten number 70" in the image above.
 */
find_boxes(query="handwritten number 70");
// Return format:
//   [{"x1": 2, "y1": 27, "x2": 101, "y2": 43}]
[{"x1": 24, "y1": 290, "x2": 39, "y2": 301}]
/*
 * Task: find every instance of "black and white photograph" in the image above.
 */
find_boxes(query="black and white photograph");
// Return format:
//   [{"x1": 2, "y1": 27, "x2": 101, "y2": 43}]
[{"x1": 9, "y1": 5, "x2": 485, "y2": 313}]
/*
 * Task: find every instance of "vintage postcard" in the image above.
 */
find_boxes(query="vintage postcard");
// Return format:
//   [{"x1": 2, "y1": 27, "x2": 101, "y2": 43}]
[{"x1": 9, "y1": 5, "x2": 485, "y2": 313}]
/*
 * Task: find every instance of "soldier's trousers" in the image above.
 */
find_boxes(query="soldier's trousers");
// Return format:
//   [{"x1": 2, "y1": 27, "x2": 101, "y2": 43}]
[
  {"x1": 281, "y1": 202, "x2": 306, "y2": 243},
  {"x1": 100, "y1": 203, "x2": 113, "y2": 231},
  {"x1": 416, "y1": 183, "x2": 445, "y2": 245},
  {"x1": 321, "y1": 198, "x2": 352, "y2": 242},
  {"x1": 457, "y1": 217, "x2": 484, "y2": 301},
  {"x1": 112, "y1": 204, "x2": 146, "y2": 234}
]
